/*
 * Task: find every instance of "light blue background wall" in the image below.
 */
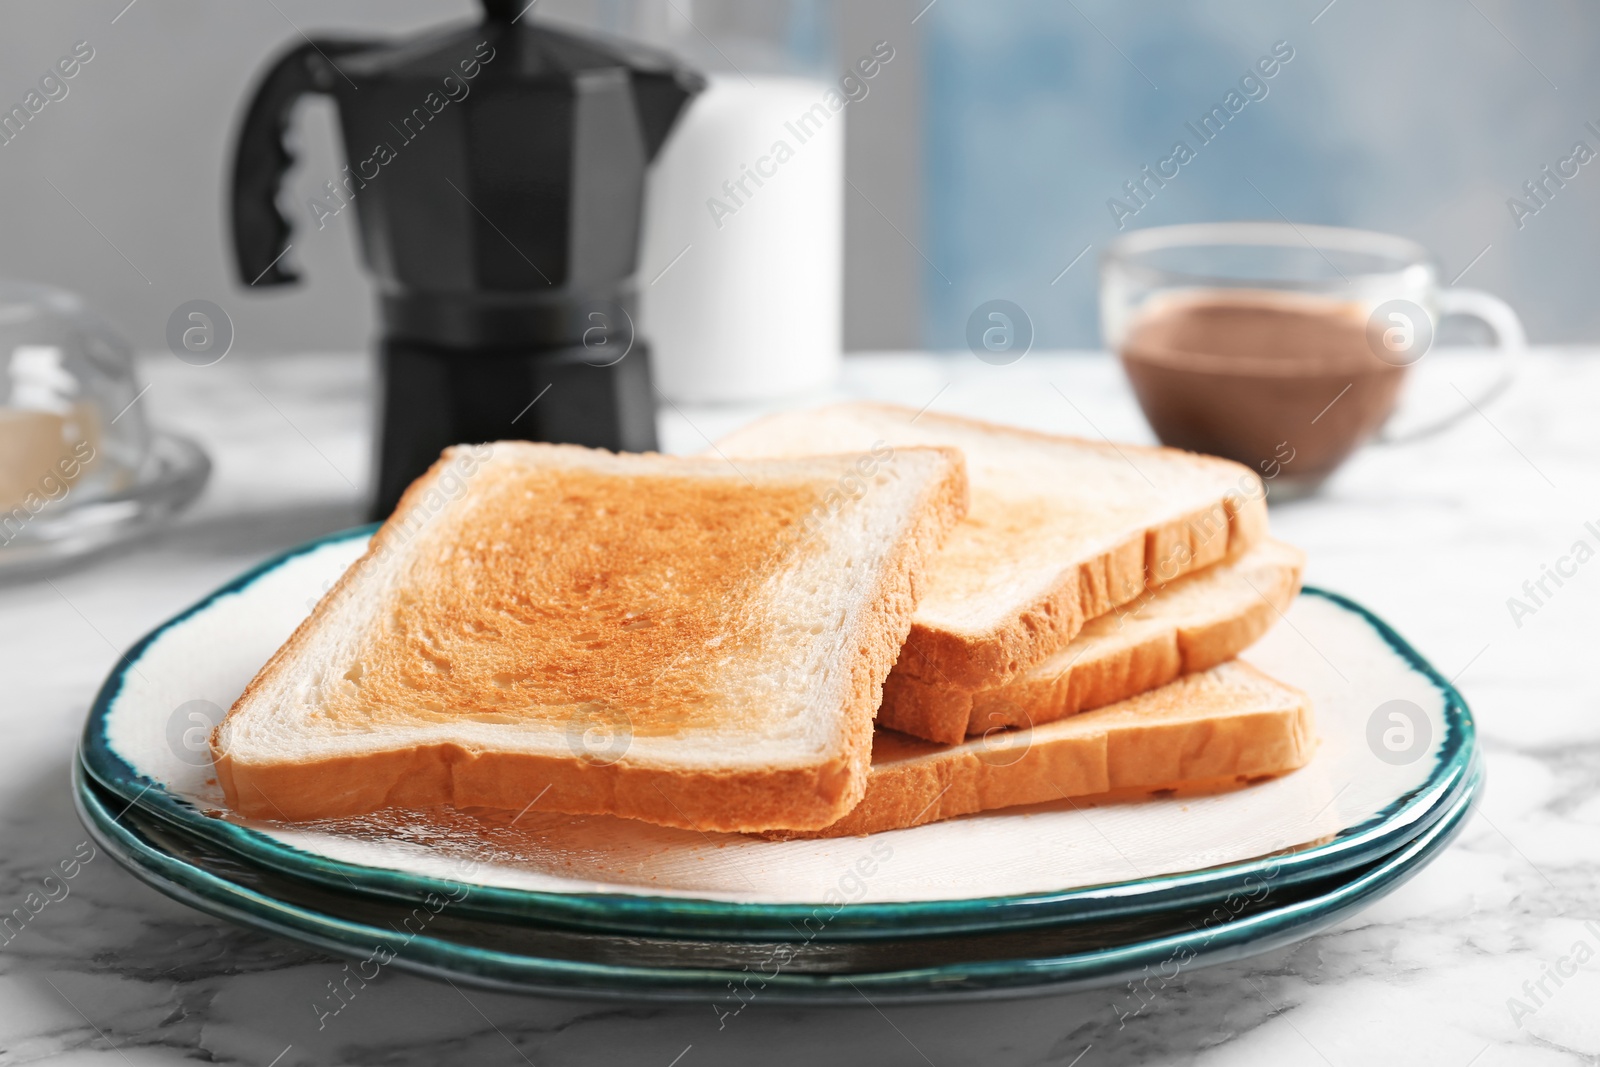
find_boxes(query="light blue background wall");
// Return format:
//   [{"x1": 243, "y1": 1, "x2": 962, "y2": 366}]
[{"x1": 921, "y1": 0, "x2": 1598, "y2": 348}]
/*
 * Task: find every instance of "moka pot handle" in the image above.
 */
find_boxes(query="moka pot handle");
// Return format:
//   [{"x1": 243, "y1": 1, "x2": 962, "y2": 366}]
[{"x1": 229, "y1": 37, "x2": 375, "y2": 288}]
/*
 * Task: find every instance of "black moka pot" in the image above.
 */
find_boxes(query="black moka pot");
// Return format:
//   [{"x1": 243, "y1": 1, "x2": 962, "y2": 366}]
[{"x1": 228, "y1": 0, "x2": 703, "y2": 518}]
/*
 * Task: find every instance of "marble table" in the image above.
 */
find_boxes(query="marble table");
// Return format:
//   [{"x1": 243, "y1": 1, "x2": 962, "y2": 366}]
[{"x1": 1, "y1": 348, "x2": 1595, "y2": 1066}]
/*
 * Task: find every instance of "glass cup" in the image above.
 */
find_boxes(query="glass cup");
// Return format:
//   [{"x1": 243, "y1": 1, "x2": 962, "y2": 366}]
[{"x1": 1100, "y1": 222, "x2": 1524, "y2": 498}]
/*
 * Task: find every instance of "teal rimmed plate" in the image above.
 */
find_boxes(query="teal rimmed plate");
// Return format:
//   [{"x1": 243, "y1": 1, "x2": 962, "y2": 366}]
[
  {"x1": 77, "y1": 759, "x2": 1479, "y2": 1002},
  {"x1": 79, "y1": 527, "x2": 1478, "y2": 941}
]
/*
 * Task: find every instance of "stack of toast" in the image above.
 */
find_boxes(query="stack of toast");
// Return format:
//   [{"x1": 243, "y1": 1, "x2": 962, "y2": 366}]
[{"x1": 212, "y1": 403, "x2": 1315, "y2": 838}]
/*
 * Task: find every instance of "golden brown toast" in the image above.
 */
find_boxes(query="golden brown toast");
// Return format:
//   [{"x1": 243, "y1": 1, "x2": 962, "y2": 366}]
[
  {"x1": 212, "y1": 441, "x2": 968, "y2": 832},
  {"x1": 879, "y1": 539, "x2": 1306, "y2": 744},
  {"x1": 781, "y1": 660, "x2": 1315, "y2": 838},
  {"x1": 717, "y1": 403, "x2": 1270, "y2": 693}
]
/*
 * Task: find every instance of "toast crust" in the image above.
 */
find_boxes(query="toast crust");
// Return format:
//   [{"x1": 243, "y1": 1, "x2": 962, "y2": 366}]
[
  {"x1": 880, "y1": 540, "x2": 1305, "y2": 744},
  {"x1": 777, "y1": 661, "x2": 1316, "y2": 839},
  {"x1": 213, "y1": 443, "x2": 969, "y2": 832},
  {"x1": 213, "y1": 743, "x2": 865, "y2": 830},
  {"x1": 718, "y1": 403, "x2": 1271, "y2": 692}
]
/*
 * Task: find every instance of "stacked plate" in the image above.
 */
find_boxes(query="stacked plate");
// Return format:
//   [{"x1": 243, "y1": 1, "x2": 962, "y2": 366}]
[{"x1": 76, "y1": 527, "x2": 1479, "y2": 1002}]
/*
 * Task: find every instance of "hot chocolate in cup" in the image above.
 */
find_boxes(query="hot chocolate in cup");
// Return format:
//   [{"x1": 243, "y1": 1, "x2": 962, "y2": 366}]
[
  {"x1": 1100, "y1": 223, "x2": 1524, "y2": 498},
  {"x1": 1119, "y1": 289, "x2": 1407, "y2": 494}
]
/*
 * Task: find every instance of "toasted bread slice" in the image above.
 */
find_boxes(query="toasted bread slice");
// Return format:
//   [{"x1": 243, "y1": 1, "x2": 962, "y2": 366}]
[
  {"x1": 783, "y1": 660, "x2": 1315, "y2": 838},
  {"x1": 717, "y1": 403, "x2": 1269, "y2": 692},
  {"x1": 212, "y1": 442, "x2": 968, "y2": 832},
  {"x1": 880, "y1": 539, "x2": 1305, "y2": 744}
]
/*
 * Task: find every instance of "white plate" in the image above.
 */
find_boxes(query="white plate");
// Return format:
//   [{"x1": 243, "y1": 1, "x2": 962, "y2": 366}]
[{"x1": 81, "y1": 528, "x2": 1475, "y2": 938}]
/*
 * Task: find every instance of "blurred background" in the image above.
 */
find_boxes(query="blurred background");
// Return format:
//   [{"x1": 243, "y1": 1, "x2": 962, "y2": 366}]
[{"x1": 0, "y1": 0, "x2": 1593, "y2": 358}]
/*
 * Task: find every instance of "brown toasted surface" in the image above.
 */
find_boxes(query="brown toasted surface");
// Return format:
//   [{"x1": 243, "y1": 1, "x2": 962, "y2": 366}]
[
  {"x1": 717, "y1": 402, "x2": 1271, "y2": 691},
  {"x1": 879, "y1": 539, "x2": 1304, "y2": 744},
  {"x1": 322, "y1": 465, "x2": 822, "y2": 737},
  {"x1": 779, "y1": 660, "x2": 1315, "y2": 838},
  {"x1": 213, "y1": 443, "x2": 970, "y2": 831}
]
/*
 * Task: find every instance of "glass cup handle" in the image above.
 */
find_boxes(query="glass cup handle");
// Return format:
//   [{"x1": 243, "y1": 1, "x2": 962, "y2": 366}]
[{"x1": 1376, "y1": 288, "x2": 1525, "y2": 445}]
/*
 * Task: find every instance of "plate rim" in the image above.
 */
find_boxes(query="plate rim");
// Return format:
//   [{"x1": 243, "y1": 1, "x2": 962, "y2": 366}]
[
  {"x1": 75, "y1": 757, "x2": 1480, "y2": 1003},
  {"x1": 79, "y1": 525, "x2": 1479, "y2": 941}
]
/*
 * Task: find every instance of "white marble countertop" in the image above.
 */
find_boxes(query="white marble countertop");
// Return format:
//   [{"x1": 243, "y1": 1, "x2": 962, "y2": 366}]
[{"x1": 1, "y1": 347, "x2": 1596, "y2": 1066}]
